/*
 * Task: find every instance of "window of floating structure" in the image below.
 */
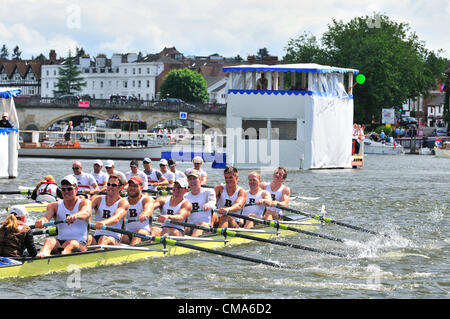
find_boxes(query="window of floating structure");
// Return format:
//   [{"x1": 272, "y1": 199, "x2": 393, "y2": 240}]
[
  {"x1": 242, "y1": 119, "x2": 268, "y2": 140},
  {"x1": 271, "y1": 120, "x2": 297, "y2": 140}
]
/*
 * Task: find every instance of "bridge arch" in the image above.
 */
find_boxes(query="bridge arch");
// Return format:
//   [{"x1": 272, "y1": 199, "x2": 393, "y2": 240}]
[{"x1": 41, "y1": 112, "x2": 109, "y2": 130}]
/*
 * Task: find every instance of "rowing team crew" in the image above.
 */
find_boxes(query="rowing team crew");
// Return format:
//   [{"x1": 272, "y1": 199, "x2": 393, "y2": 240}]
[
  {"x1": 30, "y1": 156, "x2": 208, "y2": 203},
  {"x1": 2, "y1": 166, "x2": 290, "y2": 259}
]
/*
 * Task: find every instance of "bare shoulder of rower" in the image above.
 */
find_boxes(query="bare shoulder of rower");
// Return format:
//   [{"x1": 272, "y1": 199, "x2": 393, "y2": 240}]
[
  {"x1": 91, "y1": 195, "x2": 102, "y2": 209},
  {"x1": 45, "y1": 201, "x2": 59, "y2": 218},
  {"x1": 214, "y1": 184, "x2": 224, "y2": 197}
]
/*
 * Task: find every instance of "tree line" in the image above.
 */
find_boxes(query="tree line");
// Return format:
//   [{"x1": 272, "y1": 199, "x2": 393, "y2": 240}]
[{"x1": 282, "y1": 13, "x2": 449, "y2": 125}]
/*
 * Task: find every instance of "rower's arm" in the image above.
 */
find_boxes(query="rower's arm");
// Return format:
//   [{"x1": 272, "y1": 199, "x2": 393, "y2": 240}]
[
  {"x1": 75, "y1": 198, "x2": 92, "y2": 220},
  {"x1": 98, "y1": 199, "x2": 129, "y2": 227},
  {"x1": 139, "y1": 197, "x2": 155, "y2": 221},
  {"x1": 35, "y1": 202, "x2": 57, "y2": 228},
  {"x1": 275, "y1": 187, "x2": 291, "y2": 207},
  {"x1": 157, "y1": 175, "x2": 169, "y2": 186},
  {"x1": 167, "y1": 201, "x2": 192, "y2": 221}
]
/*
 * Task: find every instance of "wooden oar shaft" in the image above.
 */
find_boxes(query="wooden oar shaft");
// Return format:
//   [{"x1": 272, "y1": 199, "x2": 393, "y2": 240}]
[
  {"x1": 91, "y1": 224, "x2": 289, "y2": 268},
  {"x1": 276, "y1": 205, "x2": 382, "y2": 236},
  {"x1": 225, "y1": 212, "x2": 345, "y2": 243},
  {"x1": 165, "y1": 219, "x2": 347, "y2": 258}
]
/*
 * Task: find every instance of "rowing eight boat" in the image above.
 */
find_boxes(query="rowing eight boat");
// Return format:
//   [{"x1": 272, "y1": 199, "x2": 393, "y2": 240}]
[{"x1": 0, "y1": 217, "x2": 319, "y2": 280}]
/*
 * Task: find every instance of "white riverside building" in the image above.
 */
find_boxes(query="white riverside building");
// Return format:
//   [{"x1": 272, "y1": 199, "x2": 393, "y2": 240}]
[
  {"x1": 40, "y1": 53, "x2": 165, "y2": 100},
  {"x1": 222, "y1": 63, "x2": 359, "y2": 170}
]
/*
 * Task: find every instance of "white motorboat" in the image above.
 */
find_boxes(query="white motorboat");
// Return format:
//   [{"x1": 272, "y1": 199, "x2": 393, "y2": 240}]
[{"x1": 363, "y1": 136, "x2": 404, "y2": 155}]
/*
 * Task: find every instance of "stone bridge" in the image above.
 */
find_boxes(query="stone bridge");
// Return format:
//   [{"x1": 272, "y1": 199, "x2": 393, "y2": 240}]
[{"x1": 14, "y1": 97, "x2": 226, "y2": 132}]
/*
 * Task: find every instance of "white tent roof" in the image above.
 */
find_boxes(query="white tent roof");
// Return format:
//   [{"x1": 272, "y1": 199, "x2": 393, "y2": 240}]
[{"x1": 223, "y1": 63, "x2": 359, "y2": 74}]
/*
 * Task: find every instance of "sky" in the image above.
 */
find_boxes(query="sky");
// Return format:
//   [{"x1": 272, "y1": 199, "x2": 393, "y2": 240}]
[{"x1": 1, "y1": 0, "x2": 449, "y2": 61}]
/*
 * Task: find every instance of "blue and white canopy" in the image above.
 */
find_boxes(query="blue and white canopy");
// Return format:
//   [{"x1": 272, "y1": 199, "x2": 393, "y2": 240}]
[
  {"x1": 223, "y1": 63, "x2": 359, "y2": 75},
  {"x1": 0, "y1": 88, "x2": 22, "y2": 99}
]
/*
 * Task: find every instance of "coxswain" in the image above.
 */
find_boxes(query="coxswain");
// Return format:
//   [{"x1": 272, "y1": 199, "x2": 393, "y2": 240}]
[
  {"x1": 31, "y1": 175, "x2": 63, "y2": 202},
  {"x1": 0, "y1": 205, "x2": 37, "y2": 258},
  {"x1": 215, "y1": 166, "x2": 247, "y2": 228},
  {"x1": 142, "y1": 157, "x2": 168, "y2": 191},
  {"x1": 260, "y1": 166, "x2": 291, "y2": 220},
  {"x1": 71, "y1": 161, "x2": 99, "y2": 196},
  {"x1": 122, "y1": 176, "x2": 155, "y2": 246},
  {"x1": 34, "y1": 175, "x2": 92, "y2": 257},
  {"x1": 92, "y1": 174, "x2": 129, "y2": 246},
  {"x1": 241, "y1": 171, "x2": 272, "y2": 228},
  {"x1": 151, "y1": 178, "x2": 191, "y2": 237},
  {"x1": 184, "y1": 170, "x2": 216, "y2": 236}
]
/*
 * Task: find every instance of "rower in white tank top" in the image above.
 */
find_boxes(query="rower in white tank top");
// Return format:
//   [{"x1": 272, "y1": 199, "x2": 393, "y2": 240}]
[
  {"x1": 125, "y1": 196, "x2": 150, "y2": 233},
  {"x1": 241, "y1": 190, "x2": 266, "y2": 219},
  {"x1": 185, "y1": 188, "x2": 216, "y2": 225},
  {"x1": 217, "y1": 184, "x2": 243, "y2": 222},
  {"x1": 93, "y1": 195, "x2": 123, "y2": 241},
  {"x1": 160, "y1": 196, "x2": 188, "y2": 232},
  {"x1": 265, "y1": 184, "x2": 285, "y2": 217},
  {"x1": 56, "y1": 198, "x2": 88, "y2": 244}
]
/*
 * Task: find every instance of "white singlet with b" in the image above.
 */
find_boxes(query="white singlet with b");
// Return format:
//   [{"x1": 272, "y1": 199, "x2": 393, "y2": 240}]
[
  {"x1": 185, "y1": 188, "x2": 216, "y2": 225},
  {"x1": 93, "y1": 195, "x2": 123, "y2": 241},
  {"x1": 125, "y1": 196, "x2": 150, "y2": 233},
  {"x1": 265, "y1": 184, "x2": 285, "y2": 216},
  {"x1": 242, "y1": 190, "x2": 266, "y2": 219},
  {"x1": 216, "y1": 184, "x2": 243, "y2": 222},
  {"x1": 56, "y1": 198, "x2": 88, "y2": 243},
  {"x1": 161, "y1": 197, "x2": 187, "y2": 232}
]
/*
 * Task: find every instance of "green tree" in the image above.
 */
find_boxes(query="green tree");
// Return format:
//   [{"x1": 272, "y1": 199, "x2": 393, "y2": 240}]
[
  {"x1": 0, "y1": 45, "x2": 8, "y2": 59},
  {"x1": 54, "y1": 51, "x2": 87, "y2": 96},
  {"x1": 160, "y1": 68, "x2": 209, "y2": 103},
  {"x1": 12, "y1": 45, "x2": 21, "y2": 59},
  {"x1": 284, "y1": 31, "x2": 327, "y2": 64},
  {"x1": 284, "y1": 13, "x2": 448, "y2": 124},
  {"x1": 256, "y1": 47, "x2": 270, "y2": 60}
]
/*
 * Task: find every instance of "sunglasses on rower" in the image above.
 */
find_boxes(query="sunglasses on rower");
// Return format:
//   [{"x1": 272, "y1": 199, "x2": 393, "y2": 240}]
[
  {"x1": 61, "y1": 186, "x2": 76, "y2": 192},
  {"x1": 107, "y1": 182, "x2": 120, "y2": 187}
]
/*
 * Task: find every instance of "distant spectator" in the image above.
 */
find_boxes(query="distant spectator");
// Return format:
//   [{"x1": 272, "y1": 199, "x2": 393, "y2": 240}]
[
  {"x1": 0, "y1": 112, "x2": 14, "y2": 128},
  {"x1": 63, "y1": 121, "x2": 73, "y2": 143}
]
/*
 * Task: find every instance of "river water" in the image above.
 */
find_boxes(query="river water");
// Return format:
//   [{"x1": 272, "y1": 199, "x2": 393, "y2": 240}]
[{"x1": 0, "y1": 155, "x2": 448, "y2": 300}]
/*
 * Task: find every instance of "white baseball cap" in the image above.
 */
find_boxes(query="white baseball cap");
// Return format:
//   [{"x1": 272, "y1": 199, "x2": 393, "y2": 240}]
[
  {"x1": 61, "y1": 175, "x2": 78, "y2": 186},
  {"x1": 159, "y1": 159, "x2": 168, "y2": 166},
  {"x1": 9, "y1": 205, "x2": 28, "y2": 218},
  {"x1": 105, "y1": 160, "x2": 114, "y2": 168},
  {"x1": 143, "y1": 157, "x2": 152, "y2": 163},
  {"x1": 174, "y1": 178, "x2": 189, "y2": 189},
  {"x1": 94, "y1": 159, "x2": 103, "y2": 166}
]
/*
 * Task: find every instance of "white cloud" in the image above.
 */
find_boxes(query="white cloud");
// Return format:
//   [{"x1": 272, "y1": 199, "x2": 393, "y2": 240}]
[{"x1": 0, "y1": 0, "x2": 448, "y2": 59}]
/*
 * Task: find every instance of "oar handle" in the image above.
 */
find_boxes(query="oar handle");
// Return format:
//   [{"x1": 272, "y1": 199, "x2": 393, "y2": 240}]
[{"x1": 29, "y1": 220, "x2": 66, "y2": 229}]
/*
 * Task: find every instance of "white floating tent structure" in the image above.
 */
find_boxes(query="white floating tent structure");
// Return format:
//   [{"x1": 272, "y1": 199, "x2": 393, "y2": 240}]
[
  {"x1": 0, "y1": 88, "x2": 21, "y2": 178},
  {"x1": 222, "y1": 63, "x2": 359, "y2": 170}
]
